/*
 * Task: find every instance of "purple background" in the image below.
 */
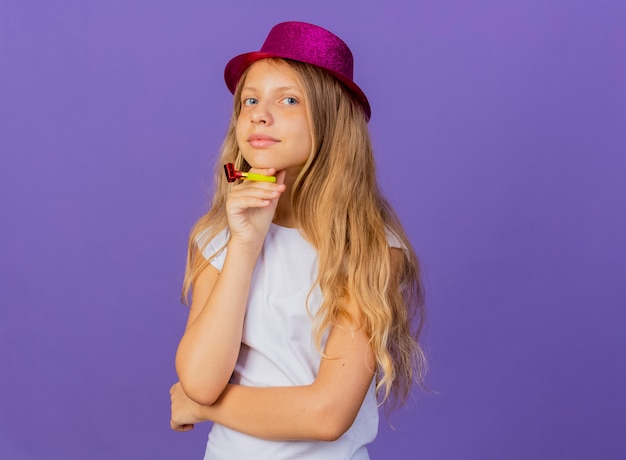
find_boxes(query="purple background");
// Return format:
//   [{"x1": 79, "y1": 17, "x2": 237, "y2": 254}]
[{"x1": 1, "y1": 1, "x2": 625, "y2": 459}]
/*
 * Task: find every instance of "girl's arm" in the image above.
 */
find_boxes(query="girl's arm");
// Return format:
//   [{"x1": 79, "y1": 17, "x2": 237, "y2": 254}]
[
  {"x1": 174, "y1": 243, "x2": 258, "y2": 406},
  {"x1": 171, "y1": 291, "x2": 377, "y2": 441},
  {"x1": 175, "y1": 170, "x2": 286, "y2": 406}
]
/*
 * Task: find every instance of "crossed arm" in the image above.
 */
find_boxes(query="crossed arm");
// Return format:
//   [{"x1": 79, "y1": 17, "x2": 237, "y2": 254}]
[
  {"x1": 171, "y1": 302, "x2": 375, "y2": 441},
  {"x1": 171, "y1": 248, "x2": 385, "y2": 441}
]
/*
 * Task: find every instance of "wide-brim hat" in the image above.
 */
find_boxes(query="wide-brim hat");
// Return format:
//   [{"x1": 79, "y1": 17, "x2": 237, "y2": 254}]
[{"x1": 224, "y1": 21, "x2": 371, "y2": 121}]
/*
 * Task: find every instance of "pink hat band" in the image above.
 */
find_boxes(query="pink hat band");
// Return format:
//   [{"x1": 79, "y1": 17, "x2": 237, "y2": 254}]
[{"x1": 224, "y1": 22, "x2": 371, "y2": 121}]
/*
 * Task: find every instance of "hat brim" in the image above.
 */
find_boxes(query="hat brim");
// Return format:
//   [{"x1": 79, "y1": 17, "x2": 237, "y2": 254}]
[{"x1": 224, "y1": 52, "x2": 371, "y2": 121}]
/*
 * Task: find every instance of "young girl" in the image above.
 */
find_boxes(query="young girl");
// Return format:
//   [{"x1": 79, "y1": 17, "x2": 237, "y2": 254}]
[{"x1": 170, "y1": 21, "x2": 426, "y2": 459}]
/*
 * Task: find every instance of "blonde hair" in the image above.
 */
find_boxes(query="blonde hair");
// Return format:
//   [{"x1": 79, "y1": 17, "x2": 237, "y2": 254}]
[{"x1": 182, "y1": 58, "x2": 426, "y2": 408}]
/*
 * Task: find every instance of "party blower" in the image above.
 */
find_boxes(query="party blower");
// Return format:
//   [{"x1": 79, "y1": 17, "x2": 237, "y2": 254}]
[{"x1": 224, "y1": 163, "x2": 277, "y2": 183}]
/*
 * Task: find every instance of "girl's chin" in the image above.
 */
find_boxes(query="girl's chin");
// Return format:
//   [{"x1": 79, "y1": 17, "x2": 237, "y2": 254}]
[{"x1": 240, "y1": 154, "x2": 268, "y2": 168}]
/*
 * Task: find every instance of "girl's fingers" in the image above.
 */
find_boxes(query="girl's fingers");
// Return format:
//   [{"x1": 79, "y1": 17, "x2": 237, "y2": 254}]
[
  {"x1": 229, "y1": 197, "x2": 273, "y2": 209},
  {"x1": 229, "y1": 189, "x2": 281, "y2": 203},
  {"x1": 228, "y1": 181, "x2": 284, "y2": 203},
  {"x1": 233, "y1": 179, "x2": 285, "y2": 192}
]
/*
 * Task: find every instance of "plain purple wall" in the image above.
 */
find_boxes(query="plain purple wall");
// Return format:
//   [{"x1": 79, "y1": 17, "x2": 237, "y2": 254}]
[{"x1": 1, "y1": 0, "x2": 624, "y2": 459}]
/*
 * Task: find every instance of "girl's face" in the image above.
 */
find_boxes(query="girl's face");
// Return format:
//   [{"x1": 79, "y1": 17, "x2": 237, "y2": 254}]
[{"x1": 236, "y1": 59, "x2": 313, "y2": 178}]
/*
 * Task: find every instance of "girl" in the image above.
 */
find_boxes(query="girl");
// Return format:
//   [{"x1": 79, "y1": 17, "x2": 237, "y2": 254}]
[{"x1": 170, "y1": 21, "x2": 426, "y2": 459}]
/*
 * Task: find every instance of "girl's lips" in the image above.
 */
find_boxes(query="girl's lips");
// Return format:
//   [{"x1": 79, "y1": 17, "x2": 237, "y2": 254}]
[{"x1": 247, "y1": 134, "x2": 280, "y2": 148}]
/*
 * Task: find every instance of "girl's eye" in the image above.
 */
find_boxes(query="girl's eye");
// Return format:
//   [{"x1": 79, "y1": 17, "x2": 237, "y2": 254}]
[
  {"x1": 281, "y1": 97, "x2": 298, "y2": 105},
  {"x1": 243, "y1": 98, "x2": 258, "y2": 106}
]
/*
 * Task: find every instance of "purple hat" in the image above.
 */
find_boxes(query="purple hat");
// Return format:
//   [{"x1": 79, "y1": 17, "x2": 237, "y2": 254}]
[{"x1": 224, "y1": 21, "x2": 371, "y2": 121}]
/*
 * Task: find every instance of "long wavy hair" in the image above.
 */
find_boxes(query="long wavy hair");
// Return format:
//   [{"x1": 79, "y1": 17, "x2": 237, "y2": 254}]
[{"x1": 182, "y1": 58, "x2": 426, "y2": 408}]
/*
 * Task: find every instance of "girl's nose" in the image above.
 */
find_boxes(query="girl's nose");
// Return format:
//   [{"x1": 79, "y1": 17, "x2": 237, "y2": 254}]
[{"x1": 250, "y1": 103, "x2": 273, "y2": 125}]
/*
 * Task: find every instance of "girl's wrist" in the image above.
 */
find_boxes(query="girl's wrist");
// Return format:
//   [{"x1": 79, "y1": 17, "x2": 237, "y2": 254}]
[
  {"x1": 226, "y1": 239, "x2": 263, "y2": 262},
  {"x1": 194, "y1": 398, "x2": 213, "y2": 424}
]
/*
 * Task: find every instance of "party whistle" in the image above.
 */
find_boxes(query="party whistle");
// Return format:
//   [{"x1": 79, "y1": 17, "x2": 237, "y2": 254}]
[{"x1": 223, "y1": 163, "x2": 276, "y2": 183}]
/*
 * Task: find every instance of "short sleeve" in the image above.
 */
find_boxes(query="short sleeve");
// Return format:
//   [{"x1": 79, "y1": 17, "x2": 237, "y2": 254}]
[
  {"x1": 198, "y1": 227, "x2": 230, "y2": 271},
  {"x1": 385, "y1": 228, "x2": 406, "y2": 250}
]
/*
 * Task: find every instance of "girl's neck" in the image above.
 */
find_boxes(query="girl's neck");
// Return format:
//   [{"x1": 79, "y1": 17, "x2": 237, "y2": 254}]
[
  {"x1": 272, "y1": 213, "x2": 295, "y2": 228},
  {"x1": 273, "y1": 171, "x2": 298, "y2": 228}
]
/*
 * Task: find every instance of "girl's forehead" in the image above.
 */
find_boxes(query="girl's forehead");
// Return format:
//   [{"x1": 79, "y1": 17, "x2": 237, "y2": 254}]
[
  {"x1": 248, "y1": 58, "x2": 289, "y2": 72},
  {"x1": 243, "y1": 59, "x2": 303, "y2": 89}
]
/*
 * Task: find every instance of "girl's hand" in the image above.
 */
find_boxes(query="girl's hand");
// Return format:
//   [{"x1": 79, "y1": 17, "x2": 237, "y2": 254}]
[
  {"x1": 225, "y1": 169, "x2": 286, "y2": 250},
  {"x1": 170, "y1": 382, "x2": 208, "y2": 432}
]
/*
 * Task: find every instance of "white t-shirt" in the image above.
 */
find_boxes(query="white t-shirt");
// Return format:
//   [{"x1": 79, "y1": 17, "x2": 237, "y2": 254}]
[{"x1": 200, "y1": 224, "x2": 381, "y2": 460}]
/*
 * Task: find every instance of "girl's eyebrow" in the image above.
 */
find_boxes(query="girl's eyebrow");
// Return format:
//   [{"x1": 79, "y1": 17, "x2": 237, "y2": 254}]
[{"x1": 274, "y1": 85, "x2": 303, "y2": 93}]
